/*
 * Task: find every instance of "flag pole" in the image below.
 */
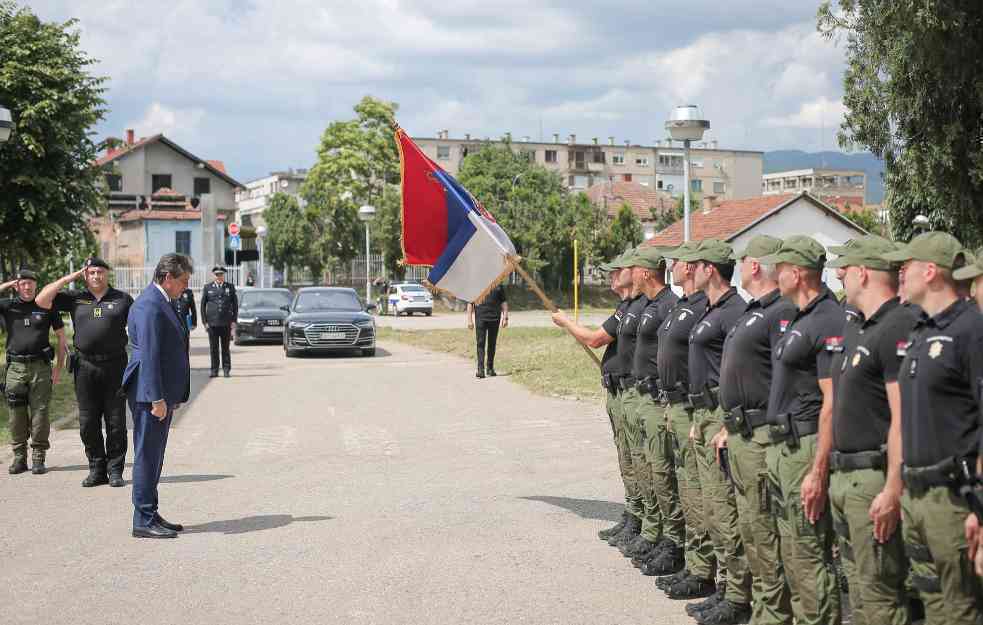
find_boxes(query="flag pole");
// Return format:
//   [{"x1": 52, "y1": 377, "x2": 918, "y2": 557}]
[{"x1": 513, "y1": 262, "x2": 601, "y2": 368}]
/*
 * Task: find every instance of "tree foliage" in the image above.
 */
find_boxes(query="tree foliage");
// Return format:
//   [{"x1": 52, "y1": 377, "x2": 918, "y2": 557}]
[
  {"x1": 842, "y1": 207, "x2": 886, "y2": 236},
  {"x1": 818, "y1": 1, "x2": 983, "y2": 245},
  {"x1": 599, "y1": 204, "x2": 645, "y2": 258},
  {"x1": 0, "y1": 1, "x2": 108, "y2": 277},
  {"x1": 263, "y1": 192, "x2": 321, "y2": 278}
]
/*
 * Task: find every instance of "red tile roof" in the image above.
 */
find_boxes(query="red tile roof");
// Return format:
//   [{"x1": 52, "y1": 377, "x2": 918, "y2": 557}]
[
  {"x1": 94, "y1": 135, "x2": 242, "y2": 187},
  {"x1": 585, "y1": 181, "x2": 674, "y2": 221},
  {"x1": 116, "y1": 209, "x2": 227, "y2": 223},
  {"x1": 646, "y1": 195, "x2": 797, "y2": 246}
]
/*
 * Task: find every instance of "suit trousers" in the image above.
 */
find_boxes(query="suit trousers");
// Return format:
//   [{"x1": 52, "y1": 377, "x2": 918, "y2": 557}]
[
  {"x1": 130, "y1": 400, "x2": 172, "y2": 528},
  {"x1": 475, "y1": 318, "x2": 500, "y2": 370},
  {"x1": 208, "y1": 325, "x2": 232, "y2": 373},
  {"x1": 75, "y1": 355, "x2": 128, "y2": 474}
]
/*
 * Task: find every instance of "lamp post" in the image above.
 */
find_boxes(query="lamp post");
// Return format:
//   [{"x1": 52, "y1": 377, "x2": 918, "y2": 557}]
[
  {"x1": 358, "y1": 204, "x2": 376, "y2": 305},
  {"x1": 665, "y1": 105, "x2": 710, "y2": 242},
  {"x1": 0, "y1": 104, "x2": 13, "y2": 144},
  {"x1": 256, "y1": 225, "x2": 268, "y2": 288}
]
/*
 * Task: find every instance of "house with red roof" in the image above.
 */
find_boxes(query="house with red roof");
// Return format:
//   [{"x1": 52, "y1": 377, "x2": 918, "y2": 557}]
[{"x1": 584, "y1": 180, "x2": 675, "y2": 238}]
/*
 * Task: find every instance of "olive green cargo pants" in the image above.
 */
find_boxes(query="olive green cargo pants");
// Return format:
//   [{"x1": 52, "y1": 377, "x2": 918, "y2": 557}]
[
  {"x1": 694, "y1": 406, "x2": 752, "y2": 603},
  {"x1": 667, "y1": 402, "x2": 716, "y2": 579},
  {"x1": 829, "y1": 468, "x2": 908, "y2": 625},
  {"x1": 766, "y1": 433, "x2": 842, "y2": 625},
  {"x1": 636, "y1": 394, "x2": 684, "y2": 545},
  {"x1": 606, "y1": 389, "x2": 639, "y2": 516},
  {"x1": 901, "y1": 486, "x2": 982, "y2": 625},
  {"x1": 4, "y1": 360, "x2": 53, "y2": 458},
  {"x1": 622, "y1": 387, "x2": 662, "y2": 541},
  {"x1": 728, "y1": 426, "x2": 793, "y2": 624}
]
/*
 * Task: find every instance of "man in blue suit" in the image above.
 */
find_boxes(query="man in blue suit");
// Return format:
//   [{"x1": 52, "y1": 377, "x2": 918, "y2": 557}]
[{"x1": 123, "y1": 254, "x2": 193, "y2": 539}]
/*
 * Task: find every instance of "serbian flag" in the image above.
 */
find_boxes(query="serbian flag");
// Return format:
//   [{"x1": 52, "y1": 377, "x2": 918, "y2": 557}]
[{"x1": 396, "y1": 127, "x2": 517, "y2": 303}]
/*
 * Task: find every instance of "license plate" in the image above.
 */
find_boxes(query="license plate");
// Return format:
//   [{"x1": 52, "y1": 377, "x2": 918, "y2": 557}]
[
  {"x1": 267, "y1": 320, "x2": 281, "y2": 326},
  {"x1": 321, "y1": 332, "x2": 346, "y2": 339},
  {"x1": 262, "y1": 326, "x2": 282, "y2": 333}
]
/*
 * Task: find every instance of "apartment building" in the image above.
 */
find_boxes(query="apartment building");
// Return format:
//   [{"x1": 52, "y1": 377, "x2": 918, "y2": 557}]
[
  {"x1": 762, "y1": 168, "x2": 866, "y2": 202},
  {"x1": 413, "y1": 131, "x2": 763, "y2": 200},
  {"x1": 235, "y1": 169, "x2": 308, "y2": 229}
]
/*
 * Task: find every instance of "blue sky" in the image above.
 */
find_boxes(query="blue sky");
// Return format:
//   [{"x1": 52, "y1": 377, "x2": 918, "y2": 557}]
[{"x1": 28, "y1": 0, "x2": 850, "y2": 184}]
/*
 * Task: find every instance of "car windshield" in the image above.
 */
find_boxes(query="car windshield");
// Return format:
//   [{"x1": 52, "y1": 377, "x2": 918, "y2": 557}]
[
  {"x1": 400, "y1": 285, "x2": 426, "y2": 293},
  {"x1": 240, "y1": 291, "x2": 292, "y2": 309},
  {"x1": 294, "y1": 291, "x2": 362, "y2": 312}
]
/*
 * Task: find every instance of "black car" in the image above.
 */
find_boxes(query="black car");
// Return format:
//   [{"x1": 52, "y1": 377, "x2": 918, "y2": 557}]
[
  {"x1": 234, "y1": 288, "x2": 293, "y2": 345},
  {"x1": 283, "y1": 287, "x2": 377, "y2": 358}
]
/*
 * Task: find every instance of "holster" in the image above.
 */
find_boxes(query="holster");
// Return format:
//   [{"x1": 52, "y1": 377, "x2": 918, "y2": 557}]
[
  {"x1": 768, "y1": 413, "x2": 818, "y2": 449},
  {"x1": 602, "y1": 373, "x2": 620, "y2": 395},
  {"x1": 659, "y1": 383, "x2": 690, "y2": 407},
  {"x1": 688, "y1": 386, "x2": 720, "y2": 411},
  {"x1": 719, "y1": 447, "x2": 733, "y2": 482},
  {"x1": 68, "y1": 351, "x2": 80, "y2": 375},
  {"x1": 723, "y1": 406, "x2": 766, "y2": 439},
  {"x1": 636, "y1": 376, "x2": 659, "y2": 400},
  {"x1": 41, "y1": 345, "x2": 54, "y2": 362},
  {"x1": 902, "y1": 455, "x2": 977, "y2": 496}
]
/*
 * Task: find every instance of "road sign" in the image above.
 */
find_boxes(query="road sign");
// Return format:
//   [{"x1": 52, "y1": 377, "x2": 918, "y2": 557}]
[
  {"x1": 229, "y1": 234, "x2": 241, "y2": 250},
  {"x1": 229, "y1": 222, "x2": 240, "y2": 236}
]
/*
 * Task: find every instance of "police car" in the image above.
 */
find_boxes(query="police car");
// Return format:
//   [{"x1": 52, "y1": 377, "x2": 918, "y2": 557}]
[{"x1": 387, "y1": 283, "x2": 433, "y2": 316}]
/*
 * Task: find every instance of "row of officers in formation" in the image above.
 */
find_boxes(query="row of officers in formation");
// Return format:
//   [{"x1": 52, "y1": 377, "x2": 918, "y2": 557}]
[
  {"x1": 0, "y1": 260, "x2": 239, "y2": 483},
  {"x1": 551, "y1": 231, "x2": 983, "y2": 625}
]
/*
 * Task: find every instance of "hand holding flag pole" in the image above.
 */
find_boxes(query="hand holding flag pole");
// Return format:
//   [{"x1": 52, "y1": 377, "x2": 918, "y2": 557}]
[{"x1": 394, "y1": 124, "x2": 600, "y2": 368}]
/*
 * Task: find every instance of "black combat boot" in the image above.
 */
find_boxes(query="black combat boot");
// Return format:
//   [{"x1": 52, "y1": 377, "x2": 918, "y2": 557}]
[
  {"x1": 476, "y1": 368, "x2": 485, "y2": 379},
  {"x1": 686, "y1": 586, "x2": 725, "y2": 616},
  {"x1": 695, "y1": 599, "x2": 751, "y2": 625},
  {"x1": 30, "y1": 450, "x2": 47, "y2": 475},
  {"x1": 656, "y1": 569, "x2": 690, "y2": 590},
  {"x1": 598, "y1": 512, "x2": 629, "y2": 541},
  {"x1": 8, "y1": 454, "x2": 28, "y2": 475},
  {"x1": 608, "y1": 515, "x2": 641, "y2": 549},
  {"x1": 487, "y1": 367, "x2": 497, "y2": 377},
  {"x1": 667, "y1": 575, "x2": 716, "y2": 600},
  {"x1": 633, "y1": 537, "x2": 673, "y2": 567},
  {"x1": 622, "y1": 535, "x2": 657, "y2": 558},
  {"x1": 109, "y1": 470, "x2": 125, "y2": 487},
  {"x1": 82, "y1": 462, "x2": 109, "y2": 487},
  {"x1": 641, "y1": 541, "x2": 685, "y2": 576}
]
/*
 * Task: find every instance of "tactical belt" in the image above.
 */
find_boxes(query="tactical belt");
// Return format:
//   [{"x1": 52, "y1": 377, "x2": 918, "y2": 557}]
[
  {"x1": 768, "y1": 414, "x2": 819, "y2": 448},
  {"x1": 830, "y1": 448, "x2": 887, "y2": 473},
  {"x1": 723, "y1": 406, "x2": 767, "y2": 439},
  {"x1": 79, "y1": 351, "x2": 127, "y2": 363},
  {"x1": 5, "y1": 350, "x2": 50, "y2": 363},
  {"x1": 619, "y1": 375, "x2": 638, "y2": 391},
  {"x1": 902, "y1": 455, "x2": 978, "y2": 495},
  {"x1": 688, "y1": 386, "x2": 720, "y2": 411},
  {"x1": 660, "y1": 387, "x2": 690, "y2": 407},
  {"x1": 635, "y1": 376, "x2": 658, "y2": 398}
]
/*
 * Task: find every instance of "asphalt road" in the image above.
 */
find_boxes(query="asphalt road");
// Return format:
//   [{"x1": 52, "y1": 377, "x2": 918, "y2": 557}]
[
  {"x1": 375, "y1": 308, "x2": 609, "y2": 330},
  {"x1": 0, "y1": 331, "x2": 694, "y2": 625}
]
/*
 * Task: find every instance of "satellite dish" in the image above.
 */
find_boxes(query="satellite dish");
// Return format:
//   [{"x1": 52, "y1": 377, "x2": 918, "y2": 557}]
[{"x1": 280, "y1": 179, "x2": 289, "y2": 189}]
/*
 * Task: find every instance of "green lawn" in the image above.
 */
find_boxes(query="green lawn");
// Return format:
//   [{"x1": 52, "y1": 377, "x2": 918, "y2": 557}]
[{"x1": 376, "y1": 326, "x2": 605, "y2": 402}]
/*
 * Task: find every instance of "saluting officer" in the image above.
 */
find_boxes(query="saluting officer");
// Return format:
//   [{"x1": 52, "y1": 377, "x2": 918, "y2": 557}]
[
  {"x1": 655, "y1": 242, "x2": 715, "y2": 595},
  {"x1": 757, "y1": 236, "x2": 843, "y2": 625},
  {"x1": 824, "y1": 236, "x2": 916, "y2": 625},
  {"x1": 200, "y1": 266, "x2": 238, "y2": 377},
  {"x1": 882, "y1": 232, "x2": 983, "y2": 624},
  {"x1": 37, "y1": 258, "x2": 134, "y2": 488},
  {"x1": 717, "y1": 235, "x2": 796, "y2": 625},
  {"x1": 0, "y1": 269, "x2": 66, "y2": 475},
  {"x1": 176, "y1": 287, "x2": 197, "y2": 331}
]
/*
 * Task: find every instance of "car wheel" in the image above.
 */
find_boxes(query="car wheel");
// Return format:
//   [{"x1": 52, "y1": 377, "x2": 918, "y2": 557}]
[
  {"x1": 361, "y1": 348, "x2": 376, "y2": 357},
  {"x1": 285, "y1": 348, "x2": 299, "y2": 358},
  {"x1": 425, "y1": 311, "x2": 432, "y2": 316}
]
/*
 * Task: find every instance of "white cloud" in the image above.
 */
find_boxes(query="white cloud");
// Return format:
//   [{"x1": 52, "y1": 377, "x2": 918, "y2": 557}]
[
  {"x1": 127, "y1": 102, "x2": 206, "y2": 141},
  {"x1": 763, "y1": 97, "x2": 847, "y2": 129}
]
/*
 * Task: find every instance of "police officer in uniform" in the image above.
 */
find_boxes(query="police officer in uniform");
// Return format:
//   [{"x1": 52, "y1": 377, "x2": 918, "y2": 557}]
[
  {"x1": 200, "y1": 266, "x2": 238, "y2": 377},
  {"x1": 824, "y1": 236, "x2": 916, "y2": 625},
  {"x1": 0, "y1": 269, "x2": 66, "y2": 474},
  {"x1": 37, "y1": 258, "x2": 135, "y2": 488},
  {"x1": 467, "y1": 280, "x2": 509, "y2": 378},
  {"x1": 757, "y1": 236, "x2": 843, "y2": 625},
  {"x1": 716, "y1": 235, "x2": 796, "y2": 625},
  {"x1": 655, "y1": 242, "x2": 716, "y2": 594},
  {"x1": 882, "y1": 232, "x2": 983, "y2": 624},
  {"x1": 176, "y1": 287, "x2": 197, "y2": 332}
]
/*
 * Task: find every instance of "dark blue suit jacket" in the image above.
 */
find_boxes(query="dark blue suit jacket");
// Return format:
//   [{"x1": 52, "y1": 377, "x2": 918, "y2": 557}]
[{"x1": 123, "y1": 283, "x2": 190, "y2": 405}]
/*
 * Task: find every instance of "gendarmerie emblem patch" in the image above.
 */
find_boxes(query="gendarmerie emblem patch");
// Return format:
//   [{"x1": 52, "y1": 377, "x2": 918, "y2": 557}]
[{"x1": 928, "y1": 341, "x2": 943, "y2": 359}]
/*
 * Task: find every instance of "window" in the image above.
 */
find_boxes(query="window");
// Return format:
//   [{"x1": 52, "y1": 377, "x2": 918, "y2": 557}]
[
  {"x1": 657, "y1": 180, "x2": 664, "y2": 189},
  {"x1": 623, "y1": 174, "x2": 632, "y2": 182},
  {"x1": 151, "y1": 174, "x2": 172, "y2": 193},
  {"x1": 175, "y1": 231, "x2": 191, "y2": 255},
  {"x1": 105, "y1": 174, "x2": 122, "y2": 192},
  {"x1": 570, "y1": 175, "x2": 588, "y2": 188},
  {"x1": 690, "y1": 158, "x2": 704, "y2": 168},
  {"x1": 691, "y1": 179, "x2": 703, "y2": 192},
  {"x1": 519, "y1": 149, "x2": 534, "y2": 162},
  {"x1": 545, "y1": 150, "x2": 557, "y2": 163},
  {"x1": 713, "y1": 181, "x2": 726, "y2": 194},
  {"x1": 592, "y1": 151, "x2": 605, "y2": 164},
  {"x1": 573, "y1": 151, "x2": 586, "y2": 168},
  {"x1": 635, "y1": 156, "x2": 649, "y2": 167},
  {"x1": 437, "y1": 145, "x2": 451, "y2": 160},
  {"x1": 194, "y1": 177, "x2": 211, "y2": 196},
  {"x1": 612, "y1": 153, "x2": 625, "y2": 165}
]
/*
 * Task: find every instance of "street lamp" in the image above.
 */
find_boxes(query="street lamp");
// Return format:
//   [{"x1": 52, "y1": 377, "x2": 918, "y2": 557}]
[
  {"x1": 358, "y1": 204, "x2": 376, "y2": 306},
  {"x1": 256, "y1": 225, "x2": 268, "y2": 288},
  {"x1": 0, "y1": 104, "x2": 13, "y2": 144},
  {"x1": 666, "y1": 105, "x2": 710, "y2": 242}
]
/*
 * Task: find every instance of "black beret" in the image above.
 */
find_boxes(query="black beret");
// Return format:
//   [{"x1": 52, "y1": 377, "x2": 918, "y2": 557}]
[
  {"x1": 17, "y1": 268, "x2": 37, "y2": 281},
  {"x1": 84, "y1": 257, "x2": 111, "y2": 270},
  {"x1": 212, "y1": 265, "x2": 226, "y2": 274}
]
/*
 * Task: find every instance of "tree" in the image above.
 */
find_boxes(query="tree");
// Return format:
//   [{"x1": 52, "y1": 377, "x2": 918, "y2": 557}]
[
  {"x1": 0, "y1": 1, "x2": 108, "y2": 278},
  {"x1": 263, "y1": 193, "x2": 322, "y2": 279},
  {"x1": 599, "y1": 203, "x2": 645, "y2": 259},
  {"x1": 302, "y1": 96, "x2": 400, "y2": 272},
  {"x1": 842, "y1": 207, "x2": 885, "y2": 236},
  {"x1": 818, "y1": 2, "x2": 983, "y2": 245}
]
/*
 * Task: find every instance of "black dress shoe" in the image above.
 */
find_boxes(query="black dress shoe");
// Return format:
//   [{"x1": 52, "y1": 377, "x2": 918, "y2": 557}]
[
  {"x1": 109, "y1": 473, "x2": 125, "y2": 487},
  {"x1": 154, "y1": 515, "x2": 184, "y2": 532},
  {"x1": 82, "y1": 471, "x2": 109, "y2": 487},
  {"x1": 8, "y1": 458, "x2": 28, "y2": 475},
  {"x1": 209, "y1": 371, "x2": 219, "y2": 378},
  {"x1": 487, "y1": 368, "x2": 497, "y2": 377},
  {"x1": 476, "y1": 369, "x2": 485, "y2": 379},
  {"x1": 223, "y1": 370, "x2": 230, "y2": 378},
  {"x1": 132, "y1": 523, "x2": 177, "y2": 539}
]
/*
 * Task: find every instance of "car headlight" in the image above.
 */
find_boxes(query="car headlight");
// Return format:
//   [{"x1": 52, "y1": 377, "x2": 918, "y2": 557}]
[
  {"x1": 289, "y1": 321, "x2": 310, "y2": 329},
  {"x1": 355, "y1": 319, "x2": 374, "y2": 327},
  {"x1": 237, "y1": 316, "x2": 256, "y2": 324}
]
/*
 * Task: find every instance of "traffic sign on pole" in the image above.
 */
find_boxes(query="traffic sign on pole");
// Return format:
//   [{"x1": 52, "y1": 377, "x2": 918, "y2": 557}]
[
  {"x1": 229, "y1": 234, "x2": 241, "y2": 250},
  {"x1": 229, "y1": 222, "x2": 240, "y2": 236}
]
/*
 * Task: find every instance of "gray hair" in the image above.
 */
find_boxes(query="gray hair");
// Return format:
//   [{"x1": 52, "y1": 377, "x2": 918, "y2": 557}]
[{"x1": 154, "y1": 253, "x2": 194, "y2": 284}]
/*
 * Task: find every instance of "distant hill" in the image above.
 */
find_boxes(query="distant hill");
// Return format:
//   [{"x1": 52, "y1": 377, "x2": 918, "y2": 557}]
[{"x1": 763, "y1": 150, "x2": 885, "y2": 204}]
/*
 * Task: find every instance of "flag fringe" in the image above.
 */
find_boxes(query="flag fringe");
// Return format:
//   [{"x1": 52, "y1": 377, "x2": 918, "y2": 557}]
[{"x1": 423, "y1": 254, "x2": 521, "y2": 304}]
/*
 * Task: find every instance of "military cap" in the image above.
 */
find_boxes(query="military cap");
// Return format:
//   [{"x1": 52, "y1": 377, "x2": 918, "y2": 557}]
[
  {"x1": 827, "y1": 238, "x2": 862, "y2": 256},
  {"x1": 16, "y1": 268, "x2": 37, "y2": 281},
  {"x1": 609, "y1": 248, "x2": 641, "y2": 269},
  {"x1": 678, "y1": 238, "x2": 734, "y2": 264},
  {"x1": 631, "y1": 246, "x2": 667, "y2": 270},
  {"x1": 211, "y1": 265, "x2": 227, "y2": 274},
  {"x1": 826, "y1": 235, "x2": 899, "y2": 271},
  {"x1": 757, "y1": 235, "x2": 827, "y2": 270},
  {"x1": 730, "y1": 234, "x2": 782, "y2": 260},
  {"x1": 953, "y1": 246, "x2": 983, "y2": 281},
  {"x1": 882, "y1": 231, "x2": 964, "y2": 269},
  {"x1": 84, "y1": 257, "x2": 111, "y2": 270},
  {"x1": 663, "y1": 240, "x2": 701, "y2": 260}
]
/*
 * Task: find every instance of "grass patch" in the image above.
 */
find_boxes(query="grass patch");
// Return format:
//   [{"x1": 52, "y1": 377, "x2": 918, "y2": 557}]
[{"x1": 377, "y1": 326, "x2": 605, "y2": 402}]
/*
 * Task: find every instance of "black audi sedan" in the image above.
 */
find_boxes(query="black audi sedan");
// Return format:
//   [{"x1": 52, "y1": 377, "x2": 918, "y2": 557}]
[
  {"x1": 234, "y1": 288, "x2": 293, "y2": 345},
  {"x1": 283, "y1": 287, "x2": 377, "y2": 358}
]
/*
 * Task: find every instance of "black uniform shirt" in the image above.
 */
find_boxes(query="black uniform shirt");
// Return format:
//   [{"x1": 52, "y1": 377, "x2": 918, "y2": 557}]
[
  {"x1": 615, "y1": 294, "x2": 650, "y2": 377},
  {"x1": 899, "y1": 298, "x2": 983, "y2": 467},
  {"x1": 176, "y1": 289, "x2": 197, "y2": 327},
  {"x1": 719, "y1": 289, "x2": 797, "y2": 412},
  {"x1": 656, "y1": 291, "x2": 708, "y2": 392},
  {"x1": 476, "y1": 285, "x2": 507, "y2": 322},
  {"x1": 688, "y1": 288, "x2": 746, "y2": 392},
  {"x1": 601, "y1": 298, "x2": 630, "y2": 375},
  {"x1": 201, "y1": 281, "x2": 239, "y2": 326},
  {"x1": 633, "y1": 287, "x2": 679, "y2": 380},
  {"x1": 53, "y1": 288, "x2": 133, "y2": 356},
  {"x1": 767, "y1": 286, "x2": 845, "y2": 425},
  {"x1": 832, "y1": 298, "x2": 919, "y2": 453},
  {"x1": 0, "y1": 297, "x2": 64, "y2": 356}
]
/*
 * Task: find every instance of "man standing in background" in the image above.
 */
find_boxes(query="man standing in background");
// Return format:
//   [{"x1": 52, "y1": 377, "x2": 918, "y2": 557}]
[
  {"x1": 200, "y1": 266, "x2": 237, "y2": 378},
  {"x1": 468, "y1": 280, "x2": 509, "y2": 379}
]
